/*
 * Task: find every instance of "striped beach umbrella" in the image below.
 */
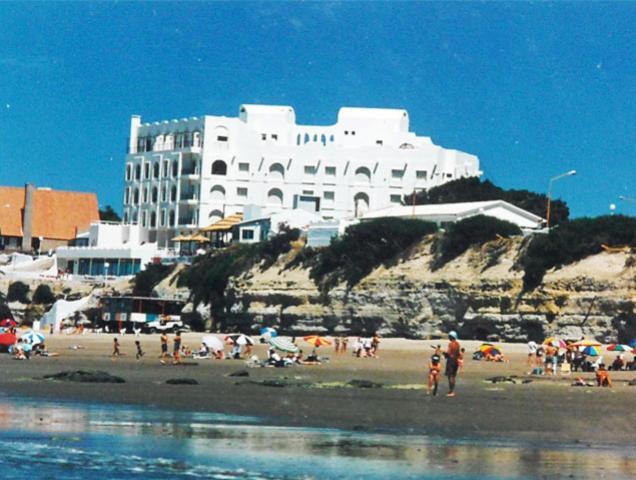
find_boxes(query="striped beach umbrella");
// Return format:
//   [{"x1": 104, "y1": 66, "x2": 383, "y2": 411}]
[
  {"x1": 260, "y1": 327, "x2": 278, "y2": 338},
  {"x1": 581, "y1": 345, "x2": 601, "y2": 357},
  {"x1": 201, "y1": 335, "x2": 224, "y2": 352},
  {"x1": 543, "y1": 337, "x2": 566, "y2": 349},
  {"x1": 607, "y1": 344, "x2": 632, "y2": 352},
  {"x1": 224, "y1": 334, "x2": 254, "y2": 346},
  {"x1": 573, "y1": 339, "x2": 602, "y2": 347},
  {"x1": 268, "y1": 337, "x2": 298, "y2": 353},
  {"x1": 21, "y1": 330, "x2": 45, "y2": 345},
  {"x1": 303, "y1": 335, "x2": 332, "y2": 347}
]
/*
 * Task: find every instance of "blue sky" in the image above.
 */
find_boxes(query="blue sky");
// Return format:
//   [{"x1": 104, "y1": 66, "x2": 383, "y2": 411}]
[{"x1": 1, "y1": 2, "x2": 635, "y2": 218}]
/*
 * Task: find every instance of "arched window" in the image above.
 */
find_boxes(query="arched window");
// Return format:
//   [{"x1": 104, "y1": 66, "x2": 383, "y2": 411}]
[
  {"x1": 153, "y1": 163, "x2": 160, "y2": 179},
  {"x1": 162, "y1": 160, "x2": 169, "y2": 177},
  {"x1": 172, "y1": 160, "x2": 179, "y2": 177},
  {"x1": 123, "y1": 211, "x2": 129, "y2": 224},
  {"x1": 210, "y1": 185, "x2": 226, "y2": 202},
  {"x1": 170, "y1": 185, "x2": 177, "y2": 202},
  {"x1": 143, "y1": 187, "x2": 149, "y2": 204},
  {"x1": 151, "y1": 187, "x2": 158, "y2": 203},
  {"x1": 133, "y1": 188, "x2": 140, "y2": 205},
  {"x1": 354, "y1": 166, "x2": 372, "y2": 184},
  {"x1": 141, "y1": 211, "x2": 147, "y2": 227},
  {"x1": 160, "y1": 209, "x2": 166, "y2": 226},
  {"x1": 354, "y1": 192, "x2": 370, "y2": 218},
  {"x1": 126, "y1": 164, "x2": 132, "y2": 181},
  {"x1": 267, "y1": 188, "x2": 283, "y2": 207},
  {"x1": 268, "y1": 163, "x2": 285, "y2": 180},
  {"x1": 150, "y1": 212, "x2": 157, "y2": 228},
  {"x1": 313, "y1": 134, "x2": 318, "y2": 142},
  {"x1": 169, "y1": 210, "x2": 175, "y2": 226},
  {"x1": 183, "y1": 131, "x2": 191, "y2": 148},
  {"x1": 329, "y1": 134, "x2": 335, "y2": 143},
  {"x1": 124, "y1": 187, "x2": 130, "y2": 205},
  {"x1": 161, "y1": 185, "x2": 167, "y2": 202},
  {"x1": 144, "y1": 163, "x2": 150, "y2": 179},
  {"x1": 304, "y1": 133, "x2": 310, "y2": 144},
  {"x1": 132, "y1": 210, "x2": 139, "y2": 223},
  {"x1": 134, "y1": 164, "x2": 141, "y2": 181},
  {"x1": 211, "y1": 160, "x2": 227, "y2": 175},
  {"x1": 209, "y1": 209, "x2": 223, "y2": 222},
  {"x1": 296, "y1": 134, "x2": 301, "y2": 145},
  {"x1": 320, "y1": 134, "x2": 326, "y2": 146},
  {"x1": 145, "y1": 137, "x2": 152, "y2": 152}
]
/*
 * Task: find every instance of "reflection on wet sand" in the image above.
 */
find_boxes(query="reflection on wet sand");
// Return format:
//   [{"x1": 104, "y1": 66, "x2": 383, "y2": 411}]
[{"x1": 1, "y1": 398, "x2": 635, "y2": 479}]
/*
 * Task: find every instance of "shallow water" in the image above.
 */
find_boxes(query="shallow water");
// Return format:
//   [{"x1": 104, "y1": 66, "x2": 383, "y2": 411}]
[{"x1": 0, "y1": 396, "x2": 633, "y2": 479}]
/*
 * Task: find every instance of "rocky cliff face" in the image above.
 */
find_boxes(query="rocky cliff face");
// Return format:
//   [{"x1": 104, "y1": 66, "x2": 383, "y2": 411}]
[{"x1": 222, "y1": 238, "x2": 636, "y2": 343}]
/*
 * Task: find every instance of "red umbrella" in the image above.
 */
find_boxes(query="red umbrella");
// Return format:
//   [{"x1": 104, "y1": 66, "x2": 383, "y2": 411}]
[
  {"x1": 0, "y1": 333, "x2": 16, "y2": 352},
  {"x1": 0, "y1": 319, "x2": 16, "y2": 328}
]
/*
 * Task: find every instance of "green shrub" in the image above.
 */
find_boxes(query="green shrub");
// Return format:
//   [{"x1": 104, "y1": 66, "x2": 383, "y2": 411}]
[
  {"x1": 404, "y1": 177, "x2": 569, "y2": 226},
  {"x1": 32, "y1": 284, "x2": 56, "y2": 304},
  {"x1": 520, "y1": 215, "x2": 636, "y2": 290},
  {"x1": 433, "y1": 215, "x2": 522, "y2": 269},
  {"x1": 310, "y1": 217, "x2": 437, "y2": 291},
  {"x1": 132, "y1": 263, "x2": 175, "y2": 297},
  {"x1": 7, "y1": 282, "x2": 30, "y2": 304}
]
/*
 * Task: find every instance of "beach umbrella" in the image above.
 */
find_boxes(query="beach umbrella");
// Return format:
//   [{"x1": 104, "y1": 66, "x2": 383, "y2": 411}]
[
  {"x1": 0, "y1": 332, "x2": 16, "y2": 352},
  {"x1": 268, "y1": 337, "x2": 299, "y2": 353},
  {"x1": 201, "y1": 335, "x2": 224, "y2": 352},
  {"x1": 224, "y1": 334, "x2": 254, "y2": 346},
  {"x1": 543, "y1": 337, "x2": 566, "y2": 349},
  {"x1": 260, "y1": 327, "x2": 278, "y2": 338},
  {"x1": 479, "y1": 343, "x2": 500, "y2": 352},
  {"x1": 0, "y1": 318, "x2": 16, "y2": 328},
  {"x1": 581, "y1": 345, "x2": 601, "y2": 357},
  {"x1": 481, "y1": 346, "x2": 502, "y2": 357},
  {"x1": 573, "y1": 339, "x2": 602, "y2": 347},
  {"x1": 303, "y1": 335, "x2": 332, "y2": 347},
  {"x1": 607, "y1": 344, "x2": 632, "y2": 352},
  {"x1": 21, "y1": 330, "x2": 45, "y2": 345}
]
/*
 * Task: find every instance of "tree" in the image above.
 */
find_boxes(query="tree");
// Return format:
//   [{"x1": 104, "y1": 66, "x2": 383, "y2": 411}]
[{"x1": 99, "y1": 205, "x2": 121, "y2": 222}]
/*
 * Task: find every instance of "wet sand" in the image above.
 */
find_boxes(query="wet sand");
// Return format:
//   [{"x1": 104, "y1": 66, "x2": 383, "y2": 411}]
[{"x1": 1, "y1": 333, "x2": 635, "y2": 447}]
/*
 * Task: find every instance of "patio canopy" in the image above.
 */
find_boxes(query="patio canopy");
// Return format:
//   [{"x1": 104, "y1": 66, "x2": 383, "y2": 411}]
[{"x1": 201, "y1": 213, "x2": 244, "y2": 232}]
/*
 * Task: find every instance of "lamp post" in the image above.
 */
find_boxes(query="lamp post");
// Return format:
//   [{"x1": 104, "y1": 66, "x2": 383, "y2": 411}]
[{"x1": 546, "y1": 170, "x2": 576, "y2": 229}]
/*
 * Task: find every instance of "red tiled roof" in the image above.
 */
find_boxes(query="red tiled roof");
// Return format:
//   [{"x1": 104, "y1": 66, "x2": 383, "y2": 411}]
[{"x1": 0, "y1": 186, "x2": 99, "y2": 241}]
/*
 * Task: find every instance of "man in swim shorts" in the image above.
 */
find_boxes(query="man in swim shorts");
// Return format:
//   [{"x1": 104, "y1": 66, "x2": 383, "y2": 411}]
[{"x1": 444, "y1": 331, "x2": 461, "y2": 397}]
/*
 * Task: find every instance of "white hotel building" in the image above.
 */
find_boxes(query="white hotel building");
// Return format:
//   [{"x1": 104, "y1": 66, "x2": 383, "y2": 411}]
[{"x1": 122, "y1": 105, "x2": 481, "y2": 247}]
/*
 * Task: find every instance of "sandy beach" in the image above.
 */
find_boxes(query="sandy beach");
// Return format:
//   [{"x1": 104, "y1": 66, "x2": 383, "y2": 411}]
[{"x1": 1, "y1": 333, "x2": 635, "y2": 447}]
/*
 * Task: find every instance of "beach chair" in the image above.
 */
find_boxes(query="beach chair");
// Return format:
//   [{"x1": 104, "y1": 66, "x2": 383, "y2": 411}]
[{"x1": 560, "y1": 361, "x2": 571, "y2": 375}]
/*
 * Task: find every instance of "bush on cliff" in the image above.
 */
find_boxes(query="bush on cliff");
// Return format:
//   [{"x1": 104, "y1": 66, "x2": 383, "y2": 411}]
[
  {"x1": 520, "y1": 215, "x2": 636, "y2": 291},
  {"x1": 309, "y1": 217, "x2": 437, "y2": 291},
  {"x1": 432, "y1": 215, "x2": 522, "y2": 269},
  {"x1": 7, "y1": 282, "x2": 30, "y2": 304},
  {"x1": 132, "y1": 264, "x2": 175, "y2": 297},
  {"x1": 33, "y1": 284, "x2": 56, "y2": 304},
  {"x1": 404, "y1": 177, "x2": 569, "y2": 226}
]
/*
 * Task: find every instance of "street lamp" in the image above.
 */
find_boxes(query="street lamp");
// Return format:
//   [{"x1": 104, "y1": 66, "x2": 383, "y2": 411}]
[{"x1": 546, "y1": 170, "x2": 576, "y2": 229}]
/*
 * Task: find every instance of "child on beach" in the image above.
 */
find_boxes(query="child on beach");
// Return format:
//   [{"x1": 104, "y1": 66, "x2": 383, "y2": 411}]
[
  {"x1": 596, "y1": 364, "x2": 612, "y2": 387},
  {"x1": 112, "y1": 338, "x2": 120, "y2": 357},
  {"x1": 135, "y1": 340, "x2": 144, "y2": 360},
  {"x1": 159, "y1": 332, "x2": 169, "y2": 363},
  {"x1": 173, "y1": 331, "x2": 182, "y2": 365},
  {"x1": 428, "y1": 345, "x2": 442, "y2": 396}
]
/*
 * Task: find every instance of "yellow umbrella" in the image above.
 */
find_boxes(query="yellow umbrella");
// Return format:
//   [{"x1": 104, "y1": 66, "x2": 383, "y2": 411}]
[
  {"x1": 188, "y1": 234, "x2": 210, "y2": 243},
  {"x1": 572, "y1": 339, "x2": 602, "y2": 347},
  {"x1": 201, "y1": 213, "x2": 244, "y2": 232},
  {"x1": 171, "y1": 234, "x2": 190, "y2": 241}
]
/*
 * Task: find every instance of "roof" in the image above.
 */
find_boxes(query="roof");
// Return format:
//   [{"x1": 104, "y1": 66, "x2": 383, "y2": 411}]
[
  {"x1": 201, "y1": 213, "x2": 244, "y2": 232},
  {"x1": 0, "y1": 186, "x2": 99, "y2": 241},
  {"x1": 362, "y1": 200, "x2": 544, "y2": 227}
]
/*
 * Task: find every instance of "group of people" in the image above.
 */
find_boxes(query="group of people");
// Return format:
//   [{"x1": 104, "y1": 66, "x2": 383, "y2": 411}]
[
  {"x1": 427, "y1": 331, "x2": 462, "y2": 397},
  {"x1": 352, "y1": 334, "x2": 381, "y2": 358}
]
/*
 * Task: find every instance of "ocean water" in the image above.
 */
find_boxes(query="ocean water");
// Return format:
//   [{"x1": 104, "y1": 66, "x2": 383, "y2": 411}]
[{"x1": 0, "y1": 396, "x2": 632, "y2": 479}]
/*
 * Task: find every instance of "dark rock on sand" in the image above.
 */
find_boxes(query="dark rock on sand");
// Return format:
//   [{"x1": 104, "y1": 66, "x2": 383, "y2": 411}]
[
  {"x1": 628, "y1": 379, "x2": 636, "y2": 386},
  {"x1": 43, "y1": 370, "x2": 125, "y2": 384},
  {"x1": 166, "y1": 378, "x2": 199, "y2": 385},
  {"x1": 228, "y1": 370, "x2": 249, "y2": 377},
  {"x1": 347, "y1": 379, "x2": 383, "y2": 389},
  {"x1": 486, "y1": 376, "x2": 519, "y2": 384}
]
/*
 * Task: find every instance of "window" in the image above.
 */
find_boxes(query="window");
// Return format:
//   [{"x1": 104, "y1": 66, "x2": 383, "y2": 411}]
[
  {"x1": 302, "y1": 190, "x2": 314, "y2": 195},
  {"x1": 241, "y1": 229, "x2": 254, "y2": 240},
  {"x1": 150, "y1": 212, "x2": 157, "y2": 228},
  {"x1": 324, "y1": 191, "x2": 335, "y2": 200},
  {"x1": 133, "y1": 188, "x2": 140, "y2": 204},
  {"x1": 212, "y1": 160, "x2": 227, "y2": 175},
  {"x1": 325, "y1": 166, "x2": 336, "y2": 176},
  {"x1": 416, "y1": 170, "x2": 427, "y2": 180},
  {"x1": 390, "y1": 194, "x2": 402, "y2": 204},
  {"x1": 170, "y1": 185, "x2": 177, "y2": 202},
  {"x1": 238, "y1": 162, "x2": 250, "y2": 172},
  {"x1": 143, "y1": 187, "x2": 149, "y2": 203},
  {"x1": 125, "y1": 164, "x2": 132, "y2": 181},
  {"x1": 162, "y1": 160, "x2": 169, "y2": 177},
  {"x1": 141, "y1": 211, "x2": 147, "y2": 227},
  {"x1": 271, "y1": 134, "x2": 278, "y2": 141},
  {"x1": 124, "y1": 188, "x2": 130, "y2": 205},
  {"x1": 344, "y1": 131, "x2": 349, "y2": 135},
  {"x1": 261, "y1": 133, "x2": 267, "y2": 141},
  {"x1": 446, "y1": 173, "x2": 453, "y2": 178},
  {"x1": 153, "y1": 163, "x2": 160, "y2": 179},
  {"x1": 151, "y1": 187, "x2": 158, "y2": 203},
  {"x1": 217, "y1": 135, "x2": 228, "y2": 142},
  {"x1": 304, "y1": 165, "x2": 316, "y2": 175},
  {"x1": 160, "y1": 209, "x2": 166, "y2": 226},
  {"x1": 169, "y1": 210, "x2": 175, "y2": 226},
  {"x1": 376, "y1": 140, "x2": 383, "y2": 146},
  {"x1": 237, "y1": 187, "x2": 248, "y2": 197},
  {"x1": 161, "y1": 186, "x2": 167, "y2": 202},
  {"x1": 172, "y1": 160, "x2": 179, "y2": 177},
  {"x1": 134, "y1": 164, "x2": 141, "y2": 181},
  {"x1": 391, "y1": 169, "x2": 404, "y2": 179},
  {"x1": 351, "y1": 131, "x2": 356, "y2": 135},
  {"x1": 144, "y1": 163, "x2": 150, "y2": 179}
]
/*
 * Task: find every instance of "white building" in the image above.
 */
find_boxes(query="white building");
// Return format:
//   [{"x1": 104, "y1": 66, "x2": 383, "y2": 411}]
[
  {"x1": 122, "y1": 104, "x2": 481, "y2": 247},
  {"x1": 56, "y1": 222, "x2": 161, "y2": 277},
  {"x1": 361, "y1": 200, "x2": 544, "y2": 232}
]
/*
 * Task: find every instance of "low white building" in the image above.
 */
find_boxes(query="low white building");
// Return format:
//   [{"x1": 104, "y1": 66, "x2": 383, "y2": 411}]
[
  {"x1": 122, "y1": 104, "x2": 481, "y2": 248},
  {"x1": 56, "y1": 222, "x2": 162, "y2": 277},
  {"x1": 361, "y1": 200, "x2": 544, "y2": 232},
  {"x1": 235, "y1": 206, "x2": 321, "y2": 244}
]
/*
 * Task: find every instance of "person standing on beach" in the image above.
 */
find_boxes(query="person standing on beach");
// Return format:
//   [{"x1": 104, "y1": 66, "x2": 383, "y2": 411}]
[
  {"x1": 444, "y1": 331, "x2": 461, "y2": 397},
  {"x1": 334, "y1": 337, "x2": 340, "y2": 354},
  {"x1": 159, "y1": 332, "x2": 169, "y2": 363},
  {"x1": 112, "y1": 338, "x2": 120, "y2": 358},
  {"x1": 341, "y1": 336, "x2": 348, "y2": 353},
  {"x1": 428, "y1": 345, "x2": 442, "y2": 396},
  {"x1": 173, "y1": 331, "x2": 182, "y2": 365},
  {"x1": 135, "y1": 340, "x2": 144, "y2": 360}
]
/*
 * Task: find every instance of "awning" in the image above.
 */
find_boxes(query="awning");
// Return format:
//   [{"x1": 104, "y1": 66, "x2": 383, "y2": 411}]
[
  {"x1": 171, "y1": 234, "x2": 190, "y2": 241},
  {"x1": 188, "y1": 234, "x2": 210, "y2": 243},
  {"x1": 201, "y1": 213, "x2": 244, "y2": 232}
]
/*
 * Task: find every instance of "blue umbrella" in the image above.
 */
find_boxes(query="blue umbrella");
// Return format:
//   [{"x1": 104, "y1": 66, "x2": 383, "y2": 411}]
[
  {"x1": 21, "y1": 330, "x2": 45, "y2": 345},
  {"x1": 260, "y1": 327, "x2": 278, "y2": 338}
]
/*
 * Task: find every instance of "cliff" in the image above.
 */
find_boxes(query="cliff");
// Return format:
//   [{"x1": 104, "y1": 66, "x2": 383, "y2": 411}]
[{"x1": 222, "y1": 237, "x2": 636, "y2": 343}]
